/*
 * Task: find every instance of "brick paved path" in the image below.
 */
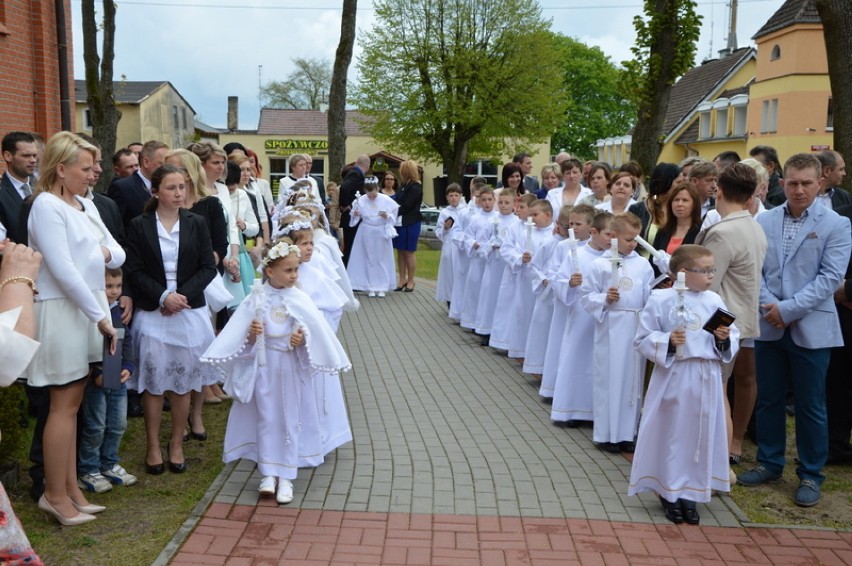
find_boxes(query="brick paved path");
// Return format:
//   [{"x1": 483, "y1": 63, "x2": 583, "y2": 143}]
[{"x1": 166, "y1": 283, "x2": 852, "y2": 565}]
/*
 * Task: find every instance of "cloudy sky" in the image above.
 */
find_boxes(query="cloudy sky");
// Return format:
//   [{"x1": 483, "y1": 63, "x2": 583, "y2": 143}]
[{"x1": 71, "y1": 0, "x2": 786, "y2": 130}]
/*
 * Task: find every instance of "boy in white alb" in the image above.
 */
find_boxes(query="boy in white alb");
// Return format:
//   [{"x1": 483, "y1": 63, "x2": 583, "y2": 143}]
[
  {"x1": 474, "y1": 190, "x2": 520, "y2": 344},
  {"x1": 460, "y1": 188, "x2": 497, "y2": 329},
  {"x1": 448, "y1": 182, "x2": 484, "y2": 321},
  {"x1": 522, "y1": 204, "x2": 570, "y2": 375},
  {"x1": 581, "y1": 212, "x2": 653, "y2": 453},
  {"x1": 539, "y1": 209, "x2": 600, "y2": 404},
  {"x1": 499, "y1": 199, "x2": 554, "y2": 359},
  {"x1": 435, "y1": 184, "x2": 466, "y2": 306},
  {"x1": 489, "y1": 193, "x2": 537, "y2": 350},
  {"x1": 630, "y1": 245, "x2": 738, "y2": 525}
]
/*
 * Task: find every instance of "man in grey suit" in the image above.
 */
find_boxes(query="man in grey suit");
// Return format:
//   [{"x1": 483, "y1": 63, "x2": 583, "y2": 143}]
[
  {"x1": 739, "y1": 153, "x2": 852, "y2": 507},
  {"x1": 0, "y1": 131, "x2": 39, "y2": 242}
]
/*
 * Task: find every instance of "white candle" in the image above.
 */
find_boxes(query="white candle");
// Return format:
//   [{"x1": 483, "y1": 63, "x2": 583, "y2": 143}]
[
  {"x1": 610, "y1": 238, "x2": 619, "y2": 257},
  {"x1": 634, "y1": 234, "x2": 662, "y2": 259},
  {"x1": 673, "y1": 271, "x2": 687, "y2": 359},
  {"x1": 525, "y1": 218, "x2": 535, "y2": 253},
  {"x1": 568, "y1": 228, "x2": 576, "y2": 241},
  {"x1": 567, "y1": 228, "x2": 579, "y2": 272},
  {"x1": 610, "y1": 238, "x2": 620, "y2": 283}
]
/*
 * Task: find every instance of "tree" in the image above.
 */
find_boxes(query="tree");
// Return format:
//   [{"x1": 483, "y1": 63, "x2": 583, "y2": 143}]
[
  {"x1": 621, "y1": 0, "x2": 701, "y2": 175},
  {"x1": 327, "y1": 0, "x2": 358, "y2": 183},
  {"x1": 551, "y1": 35, "x2": 636, "y2": 161},
  {"x1": 351, "y1": 0, "x2": 568, "y2": 183},
  {"x1": 262, "y1": 58, "x2": 333, "y2": 110},
  {"x1": 82, "y1": 0, "x2": 121, "y2": 192},
  {"x1": 815, "y1": 0, "x2": 852, "y2": 190}
]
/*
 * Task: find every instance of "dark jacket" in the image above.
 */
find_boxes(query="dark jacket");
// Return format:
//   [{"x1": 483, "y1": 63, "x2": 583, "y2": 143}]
[
  {"x1": 396, "y1": 181, "x2": 423, "y2": 226},
  {"x1": 189, "y1": 196, "x2": 229, "y2": 270},
  {"x1": 651, "y1": 224, "x2": 700, "y2": 277},
  {"x1": 339, "y1": 166, "x2": 365, "y2": 225},
  {"x1": 125, "y1": 209, "x2": 216, "y2": 312},
  {"x1": 107, "y1": 171, "x2": 151, "y2": 233},
  {"x1": 0, "y1": 173, "x2": 26, "y2": 242},
  {"x1": 92, "y1": 191, "x2": 126, "y2": 247}
]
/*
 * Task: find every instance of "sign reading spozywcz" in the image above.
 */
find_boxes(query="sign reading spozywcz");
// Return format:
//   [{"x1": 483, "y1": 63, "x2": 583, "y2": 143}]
[{"x1": 265, "y1": 139, "x2": 329, "y2": 155}]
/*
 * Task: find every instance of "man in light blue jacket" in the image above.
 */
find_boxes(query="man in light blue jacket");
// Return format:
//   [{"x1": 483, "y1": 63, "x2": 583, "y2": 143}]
[{"x1": 739, "y1": 153, "x2": 852, "y2": 507}]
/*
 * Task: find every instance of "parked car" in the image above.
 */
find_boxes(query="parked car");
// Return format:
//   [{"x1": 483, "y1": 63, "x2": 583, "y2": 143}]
[{"x1": 419, "y1": 206, "x2": 442, "y2": 250}]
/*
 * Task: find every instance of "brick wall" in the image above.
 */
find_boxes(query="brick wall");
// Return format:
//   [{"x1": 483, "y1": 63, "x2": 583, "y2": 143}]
[{"x1": 0, "y1": 0, "x2": 75, "y2": 171}]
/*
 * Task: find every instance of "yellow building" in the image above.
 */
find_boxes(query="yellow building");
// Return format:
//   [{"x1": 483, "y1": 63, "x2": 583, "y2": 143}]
[
  {"x1": 747, "y1": 0, "x2": 832, "y2": 159},
  {"x1": 219, "y1": 108, "x2": 551, "y2": 206},
  {"x1": 600, "y1": 0, "x2": 833, "y2": 167},
  {"x1": 74, "y1": 80, "x2": 196, "y2": 151}
]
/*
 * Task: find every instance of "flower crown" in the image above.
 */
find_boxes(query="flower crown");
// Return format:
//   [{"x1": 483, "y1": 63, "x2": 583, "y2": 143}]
[
  {"x1": 262, "y1": 241, "x2": 301, "y2": 265},
  {"x1": 272, "y1": 218, "x2": 313, "y2": 240}
]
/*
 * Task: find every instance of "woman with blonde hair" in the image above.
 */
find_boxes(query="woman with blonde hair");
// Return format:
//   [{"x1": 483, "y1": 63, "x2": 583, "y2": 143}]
[
  {"x1": 26, "y1": 132, "x2": 122, "y2": 525},
  {"x1": 392, "y1": 160, "x2": 423, "y2": 292}
]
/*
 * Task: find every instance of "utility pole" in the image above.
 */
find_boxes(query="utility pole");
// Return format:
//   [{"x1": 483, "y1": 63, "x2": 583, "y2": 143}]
[{"x1": 720, "y1": 0, "x2": 738, "y2": 57}]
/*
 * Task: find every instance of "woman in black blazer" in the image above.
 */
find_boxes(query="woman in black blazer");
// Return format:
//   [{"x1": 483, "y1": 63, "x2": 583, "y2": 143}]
[
  {"x1": 124, "y1": 164, "x2": 217, "y2": 475},
  {"x1": 651, "y1": 180, "x2": 702, "y2": 280},
  {"x1": 393, "y1": 160, "x2": 423, "y2": 292}
]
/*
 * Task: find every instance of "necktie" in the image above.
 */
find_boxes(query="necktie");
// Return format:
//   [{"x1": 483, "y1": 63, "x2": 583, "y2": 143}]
[{"x1": 22, "y1": 183, "x2": 32, "y2": 197}]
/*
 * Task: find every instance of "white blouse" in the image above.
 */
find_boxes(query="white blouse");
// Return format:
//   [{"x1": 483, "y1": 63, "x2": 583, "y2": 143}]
[{"x1": 29, "y1": 193, "x2": 125, "y2": 323}]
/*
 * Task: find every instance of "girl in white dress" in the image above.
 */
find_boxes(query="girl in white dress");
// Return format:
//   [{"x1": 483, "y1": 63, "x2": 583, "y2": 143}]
[
  {"x1": 346, "y1": 177, "x2": 399, "y2": 297},
  {"x1": 203, "y1": 240, "x2": 350, "y2": 504}
]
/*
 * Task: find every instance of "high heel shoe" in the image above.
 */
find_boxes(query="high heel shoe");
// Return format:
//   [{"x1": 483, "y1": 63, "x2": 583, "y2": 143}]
[
  {"x1": 403, "y1": 284, "x2": 415, "y2": 293},
  {"x1": 146, "y1": 449, "x2": 165, "y2": 475},
  {"x1": 168, "y1": 442, "x2": 187, "y2": 473},
  {"x1": 38, "y1": 495, "x2": 97, "y2": 526},
  {"x1": 186, "y1": 418, "x2": 207, "y2": 441},
  {"x1": 71, "y1": 500, "x2": 107, "y2": 514}
]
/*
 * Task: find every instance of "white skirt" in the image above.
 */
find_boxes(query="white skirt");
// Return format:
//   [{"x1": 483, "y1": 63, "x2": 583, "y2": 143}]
[
  {"x1": 130, "y1": 306, "x2": 216, "y2": 395},
  {"x1": 26, "y1": 293, "x2": 109, "y2": 387}
]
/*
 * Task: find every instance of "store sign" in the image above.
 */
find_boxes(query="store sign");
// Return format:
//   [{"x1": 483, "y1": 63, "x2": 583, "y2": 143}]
[{"x1": 264, "y1": 139, "x2": 329, "y2": 155}]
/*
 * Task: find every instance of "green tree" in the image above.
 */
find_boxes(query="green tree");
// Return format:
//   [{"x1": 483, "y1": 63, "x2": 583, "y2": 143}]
[
  {"x1": 621, "y1": 0, "x2": 701, "y2": 175},
  {"x1": 82, "y1": 0, "x2": 121, "y2": 191},
  {"x1": 328, "y1": 0, "x2": 358, "y2": 183},
  {"x1": 351, "y1": 0, "x2": 568, "y2": 183},
  {"x1": 551, "y1": 35, "x2": 636, "y2": 161},
  {"x1": 815, "y1": 0, "x2": 852, "y2": 190},
  {"x1": 262, "y1": 58, "x2": 333, "y2": 110}
]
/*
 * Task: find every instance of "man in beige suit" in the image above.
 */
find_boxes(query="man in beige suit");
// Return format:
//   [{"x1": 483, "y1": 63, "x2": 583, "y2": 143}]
[{"x1": 695, "y1": 163, "x2": 768, "y2": 468}]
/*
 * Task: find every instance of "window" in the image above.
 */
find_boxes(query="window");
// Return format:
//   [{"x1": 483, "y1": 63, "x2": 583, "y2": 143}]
[
  {"x1": 827, "y1": 97, "x2": 834, "y2": 131},
  {"x1": 699, "y1": 111, "x2": 712, "y2": 139},
  {"x1": 172, "y1": 105, "x2": 179, "y2": 129},
  {"x1": 460, "y1": 160, "x2": 498, "y2": 187},
  {"x1": 84, "y1": 109, "x2": 94, "y2": 130},
  {"x1": 760, "y1": 99, "x2": 778, "y2": 133},
  {"x1": 309, "y1": 157, "x2": 324, "y2": 187},
  {"x1": 732, "y1": 106, "x2": 747, "y2": 136},
  {"x1": 181, "y1": 108, "x2": 188, "y2": 130},
  {"x1": 770, "y1": 45, "x2": 781, "y2": 60},
  {"x1": 715, "y1": 108, "x2": 729, "y2": 138}
]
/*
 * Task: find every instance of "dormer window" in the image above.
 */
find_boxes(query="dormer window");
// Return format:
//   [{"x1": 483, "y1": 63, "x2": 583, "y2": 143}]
[{"x1": 770, "y1": 45, "x2": 781, "y2": 60}]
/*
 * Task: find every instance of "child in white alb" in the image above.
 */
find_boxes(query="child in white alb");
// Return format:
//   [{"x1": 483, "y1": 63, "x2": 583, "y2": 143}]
[
  {"x1": 448, "y1": 182, "x2": 483, "y2": 321},
  {"x1": 630, "y1": 245, "x2": 738, "y2": 525},
  {"x1": 435, "y1": 183, "x2": 466, "y2": 306},
  {"x1": 203, "y1": 240, "x2": 350, "y2": 505},
  {"x1": 460, "y1": 188, "x2": 498, "y2": 329},
  {"x1": 580, "y1": 212, "x2": 653, "y2": 453}
]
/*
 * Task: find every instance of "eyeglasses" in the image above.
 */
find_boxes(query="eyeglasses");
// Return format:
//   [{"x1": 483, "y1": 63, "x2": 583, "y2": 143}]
[{"x1": 686, "y1": 268, "x2": 716, "y2": 275}]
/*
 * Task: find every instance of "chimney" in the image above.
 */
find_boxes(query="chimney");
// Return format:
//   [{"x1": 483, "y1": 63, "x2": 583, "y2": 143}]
[
  {"x1": 227, "y1": 96, "x2": 238, "y2": 131},
  {"x1": 719, "y1": 0, "x2": 738, "y2": 58}
]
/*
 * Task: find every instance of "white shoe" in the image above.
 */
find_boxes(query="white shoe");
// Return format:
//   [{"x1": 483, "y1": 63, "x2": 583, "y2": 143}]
[
  {"x1": 78, "y1": 472, "x2": 113, "y2": 494},
  {"x1": 276, "y1": 478, "x2": 294, "y2": 504},
  {"x1": 377, "y1": 292, "x2": 386, "y2": 298},
  {"x1": 258, "y1": 476, "x2": 276, "y2": 495},
  {"x1": 368, "y1": 292, "x2": 376, "y2": 298},
  {"x1": 102, "y1": 464, "x2": 137, "y2": 487}
]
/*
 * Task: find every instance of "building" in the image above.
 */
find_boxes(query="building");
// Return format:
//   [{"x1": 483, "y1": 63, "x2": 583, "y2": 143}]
[
  {"x1": 748, "y1": 0, "x2": 831, "y2": 159},
  {"x1": 219, "y1": 107, "x2": 551, "y2": 206},
  {"x1": 599, "y1": 0, "x2": 833, "y2": 167},
  {"x1": 0, "y1": 0, "x2": 75, "y2": 167},
  {"x1": 74, "y1": 80, "x2": 196, "y2": 150}
]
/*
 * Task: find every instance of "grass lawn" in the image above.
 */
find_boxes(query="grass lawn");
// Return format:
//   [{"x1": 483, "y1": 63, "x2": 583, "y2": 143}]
[{"x1": 6, "y1": 397, "x2": 231, "y2": 565}]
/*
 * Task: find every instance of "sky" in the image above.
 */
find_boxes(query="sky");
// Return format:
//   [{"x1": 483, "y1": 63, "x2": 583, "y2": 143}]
[{"x1": 70, "y1": 0, "x2": 787, "y2": 131}]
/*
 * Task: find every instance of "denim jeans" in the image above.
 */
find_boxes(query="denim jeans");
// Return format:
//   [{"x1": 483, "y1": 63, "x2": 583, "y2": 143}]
[
  {"x1": 755, "y1": 329, "x2": 831, "y2": 485},
  {"x1": 78, "y1": 381, "x2": 128, "y2": 474}
]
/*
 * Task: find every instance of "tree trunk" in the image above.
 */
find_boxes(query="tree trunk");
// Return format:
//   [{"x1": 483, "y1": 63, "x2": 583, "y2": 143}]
[
  {"x1": 630, "y1": 0, "x2": 686, "y2": 175},
  {"x1": 82, "y1": 0, "x2": 121, "y2": 192},
  {"x1": 327, "y1": 0, "x2": 357, "y2": 183},
  {"x1": 816, "y1": 0, "x2": 852, "y2": 190}
]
